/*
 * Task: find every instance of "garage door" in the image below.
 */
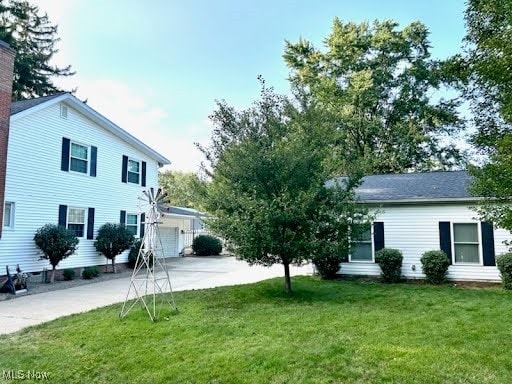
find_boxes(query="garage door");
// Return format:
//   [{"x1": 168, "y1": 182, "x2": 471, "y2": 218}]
[{"x1": 159, "y1": 227, "x2": 179, "y2": 258}]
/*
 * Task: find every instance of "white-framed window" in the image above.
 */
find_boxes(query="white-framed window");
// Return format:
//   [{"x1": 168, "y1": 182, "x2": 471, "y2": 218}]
[
  {"x1": 127, "y1": 159, "x2": 140, "y2": 184},
  {"x1": 452, "y1": 222, "x2": 481, "y2": 264},
  {"x1": 70, "y1": 141, "x2": 89, "y2": 174},
  {"x1": 3, "y1": 202, "x2": 14, "y2": 228},
  {"x1": 349, "y1": 223, "x2": 373, "y2": 262},
  {"x1": 60, "y1": 105, "x2": 68, "y2": 118},
  {"x1": 67, "y1": 207, "x2": 86, "y2": 238},
  {"x1": 126, "y1": 213, "x2": 138, "y2": 236}
]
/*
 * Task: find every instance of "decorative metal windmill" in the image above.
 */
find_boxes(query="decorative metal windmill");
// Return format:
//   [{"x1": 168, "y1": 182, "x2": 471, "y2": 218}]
[{"x1": 120, "y1": 187, "x2": 177, "y2": 321}]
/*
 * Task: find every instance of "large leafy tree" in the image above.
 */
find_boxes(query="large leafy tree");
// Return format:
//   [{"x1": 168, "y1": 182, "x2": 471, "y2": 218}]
[
  {"x1": 159, "y1": 170, "x2": 205, "y2": 210},
  {"x1": 284, "y1": 19, "x2": 464, "y2": 174},
  {"x1": 199, "y1": 81, "x2": 369, "y2": 294},
  {"x1": 0, "y1": 0, "x2": 74, "y2": 100},
  {"x1": 459, "y1": 0, "x2": 512, "y2": 235}
]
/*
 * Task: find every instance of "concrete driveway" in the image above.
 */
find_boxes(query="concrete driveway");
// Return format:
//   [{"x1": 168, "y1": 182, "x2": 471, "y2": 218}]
[{"x1": 0, "y1": 256, "x2": 313, "y2": 335}]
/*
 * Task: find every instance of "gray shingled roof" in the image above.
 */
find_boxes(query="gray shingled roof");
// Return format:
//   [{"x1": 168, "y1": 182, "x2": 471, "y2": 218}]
[
  {"x1": 331, "y1": 171, "x2": 474, "y2": 202},
  {"x1": 10, "y1": 92, "x2": 67, "y2": 115}
]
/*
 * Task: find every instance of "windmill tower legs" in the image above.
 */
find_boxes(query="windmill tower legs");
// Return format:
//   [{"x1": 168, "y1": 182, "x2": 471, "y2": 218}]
[{"x1": 120, "y1": 189, "x2": 177, "y2": 321}]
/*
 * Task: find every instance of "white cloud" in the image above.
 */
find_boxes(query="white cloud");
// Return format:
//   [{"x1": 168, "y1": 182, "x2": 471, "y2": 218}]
[{"x1": 71, "y1": 78, "x2": 207, "y2": 173}]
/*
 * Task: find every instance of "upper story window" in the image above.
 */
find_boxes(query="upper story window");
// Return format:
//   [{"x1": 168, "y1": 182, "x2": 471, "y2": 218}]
[
  {"x1": 61, "y1": 138, "x2": 97, "y2": 177},
  {"x1": 452, "y1": 223, "x2": 480, "y2": 264},
  {"x1": 67, "y1": 207, "x2": 86, "y2": 238},
  {"x1": 127, "y1": 159, "x2": 140, "y2": 184},
  {"x1": 70, "y1": 142, "x2": 89, "y2": 174},
  {"x1": 122, "y1": 155, "x2": 146, "y2": 186},
  {"x1": 3, "y1": 202, "x2": 14, "y2": 228}
]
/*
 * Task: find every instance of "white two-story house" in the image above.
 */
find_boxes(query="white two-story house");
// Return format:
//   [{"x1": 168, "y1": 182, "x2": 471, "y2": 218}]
[
  {"x1": 1, "y1": 92, "x2": 171, "y2": 272},
  {"x1": 0, "y1": 41, "x2": 176, "y2": 273}
]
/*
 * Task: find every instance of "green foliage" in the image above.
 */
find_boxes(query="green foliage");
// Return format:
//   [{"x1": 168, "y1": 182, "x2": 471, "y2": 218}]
[
  {"x1": 82, "y1": 266, "x2": 99, "y2": 280},
  {"x1": 375, "y1": 248, "x2": 403, "y2": 283},
  {"x1": 420, "y1": 250, "x2": 450, "y2": 284},
  {"x1": 34, "y1": 224, "x2": 78, "y2": 283},
  {"x1": 284, "y1": 18, "x2": 464, "y2": 174},
  {"x1": 62, "y1": 269, "x2": 75, "y2": 281},
  {"x1": 94, "y1": 223, "x2": 134, "y2": 273},
  {"x1": 127, "y1": 239, "x2": 153, "y2": 269},
  {"x1": 312, "y1": 253, "x2": 342, "y2": 280},
  {"x1": 456, "y1": 1, "x2": 512, "y2": 234},
  {"x1": 158, "y1": 170, "x2": 206, "y2": 210},
  {"x1": 192, "y1": 235, "x2": 223, "y2": 256},
  {"x1": 128, "y1": 239, "x2": 142, "y2": 268},
  {"x1": 199, "y1": 81, "x2": 368, "y2": 293},
  {"x1": 0, "y1": 0, "x2": 74, "y2": 100},
  {"x1": 496, "y1": 252, "x2": 512, "y2": 290}
]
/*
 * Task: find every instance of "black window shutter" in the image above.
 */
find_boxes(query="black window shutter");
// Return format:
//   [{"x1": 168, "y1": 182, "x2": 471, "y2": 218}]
[
  {"x1": 90, "y1": 146, "x2": 97, "y2": 177},
  {"x1": 87, "y1": 208, "x2": 95, "y2": 239},
  {"x1": 140, "y1": 213, "x2": 145, "y2": 238},
  {"x1": 141, "y1": 161, "x2": 147, "y2": 187},
  {"x1": 61, "y1": 138, "x2": 70, "y2": 171},
  {"x1": 120, "y1": 210, "x2": 126, "y2": 225},
  {"x1": 373, "y1": 222, "x2": 385, "y2": 261},
  {"x1": 121, "y1": 155, "x2": 128, "y2": 183},
  {"x1": 58, "y1": 205, "x2": 68, "y2": 227},
  {"x1": 439, "y1": 222, "x2": 452, "y2": 264},
  {"x1": 481, "y1": 222, "x2": 496, "y2": 266}
]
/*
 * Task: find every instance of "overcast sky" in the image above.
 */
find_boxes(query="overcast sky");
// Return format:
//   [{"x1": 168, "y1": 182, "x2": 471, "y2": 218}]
[{"x1": 34, "y1": 0, "x2": 467, "y2": 172}]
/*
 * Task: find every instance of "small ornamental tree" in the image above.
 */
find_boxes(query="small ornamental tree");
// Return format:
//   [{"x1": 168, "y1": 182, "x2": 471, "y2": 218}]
[
  {"x1": 34, "y1": 224, "x2": 79, "y2": 283},
  {"x1": 199, "y1": 81, "x2": 367, "y2": 294},
  {"x1": 94, "y1": 223, "x2": 134, "y2": 273}
]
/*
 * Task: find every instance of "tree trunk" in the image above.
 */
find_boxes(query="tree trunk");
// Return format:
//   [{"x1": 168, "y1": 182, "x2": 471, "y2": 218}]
[
  {"x1": 112, "y1": 257, "x2": 116, "y2": 274},
  {"x1": 283, "y1": 262, "x2": 292, "y2": 294},
  {"x1": 51, "y1": 265, "x2": 56, "y2": 283}
]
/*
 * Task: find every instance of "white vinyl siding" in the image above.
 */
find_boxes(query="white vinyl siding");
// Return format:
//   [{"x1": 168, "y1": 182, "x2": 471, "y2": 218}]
[
  {"x1": 340, "y1": 204, "x2": 510, "y2": 282},
  {"x1": 0, "y1": 101, "x2": 160, "y2": 272},
  {"x1": 452, "y1": 223, "x2": 481, "y2": 264},
  {"x1": 3, "y1": 202, "x2": 14, "y2": 228},
  {"x1": 70, "y1": 141, "x2": 88, "y2": 174}
]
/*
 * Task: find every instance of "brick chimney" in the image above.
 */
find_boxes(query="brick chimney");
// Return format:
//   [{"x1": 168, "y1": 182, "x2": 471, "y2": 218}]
[{"x1": 0, "y1": 41, "x2": 15, "y2": 238}]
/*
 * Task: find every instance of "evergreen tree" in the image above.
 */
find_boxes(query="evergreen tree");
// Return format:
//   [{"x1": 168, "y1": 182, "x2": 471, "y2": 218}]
[{"x1": 0, "y1": 0, "x2": 74, "y2": 100}]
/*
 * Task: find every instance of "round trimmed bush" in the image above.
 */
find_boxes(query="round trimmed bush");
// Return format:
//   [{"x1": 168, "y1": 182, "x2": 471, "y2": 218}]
[
  {"x1": 82, "y1": 266, "x2": 99, "y2": 280},
  {"x1": 375, "y1": 248, "x2": 403, "y2": 283},
  {"x1": 192, "y1": 235, "x2": 223, "y2": 256},
  {"x1": 497, "y1": 252, "x2": 512, "y2": 290},
  {"x1": 420, "y1": 250, "x2": 450, "y2": 284},
  {"x1": 313, "y1": 254, "x2": 343, "y2": 279},
  {"x1": 63, "y1": 268, "x2": 76, "y2": 281}
]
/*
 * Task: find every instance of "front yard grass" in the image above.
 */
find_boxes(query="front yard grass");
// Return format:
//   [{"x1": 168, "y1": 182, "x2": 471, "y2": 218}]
[{"x1": 1, "y1": 276, "x2": 511, "y2": 383}]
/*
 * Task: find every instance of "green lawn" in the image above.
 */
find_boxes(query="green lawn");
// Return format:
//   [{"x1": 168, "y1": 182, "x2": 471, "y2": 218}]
[{"x1": 1, "y1": 277, "x2": 512, "y2": 383}]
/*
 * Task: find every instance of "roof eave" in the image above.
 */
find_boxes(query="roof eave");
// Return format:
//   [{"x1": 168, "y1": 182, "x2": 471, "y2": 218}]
[
  {"x1": 11, "y1": 93, "x2": 171, "y2": 166},
  {"x1": 359, "y1": 197, "x2": 482, "y2": 205}
]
